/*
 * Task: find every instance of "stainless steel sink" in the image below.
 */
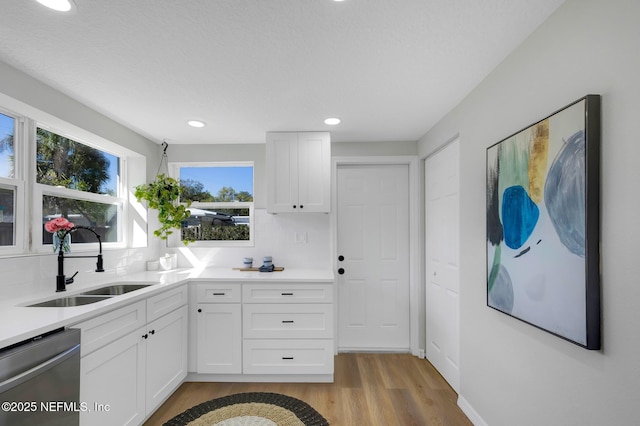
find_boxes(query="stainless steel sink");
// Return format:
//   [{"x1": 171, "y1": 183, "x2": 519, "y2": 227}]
[
  {"x1": 81, "y1": 283, "x2": 153, "y2": 296},
  {"x1": 27, "y1": 295, "x2": 111, "y2": 308},
  {"x1": 25, "y1": 282, "x2": 157, "y2": 307}
]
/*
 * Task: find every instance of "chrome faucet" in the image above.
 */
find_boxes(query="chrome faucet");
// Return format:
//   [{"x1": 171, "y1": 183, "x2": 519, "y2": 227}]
[{"x1": 56, "y1": 226, "x2": 105, "y2": 292}]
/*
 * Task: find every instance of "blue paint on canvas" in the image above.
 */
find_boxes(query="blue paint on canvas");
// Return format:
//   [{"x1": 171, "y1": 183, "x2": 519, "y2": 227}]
[
  {"x1": 488, "y1": 264, "x2": 514, "y2": 313},
  {"x1": 501, "y1": 185, "x2": 539, "y2": 250},
  {"x1": 544, "y1": 130, "x2": 586, "y2": 257}
]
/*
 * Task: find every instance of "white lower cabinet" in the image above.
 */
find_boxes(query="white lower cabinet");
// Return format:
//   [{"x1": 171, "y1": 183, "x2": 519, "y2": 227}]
[
  {"x1": 145, "y1": 305, "x2": 188, "y2": 411},
  {"x1": 192, "y1": 281, "x2": 334, "y2": 382},
  {"x1": 242, "y1": 284, "x2": 334, "y2": 379},
  {"x1": 75, "y1": 285, "x2": 188, "y2": 426},
  {"x1": 80, "y1": 325, "x2": 146, "y2": 426},
  {"x1": 194, "y1": 283, "x2": 242, "y2": 374},
  {"x1": 196, "y1": 303, "x2": 242, "y2": 374}
]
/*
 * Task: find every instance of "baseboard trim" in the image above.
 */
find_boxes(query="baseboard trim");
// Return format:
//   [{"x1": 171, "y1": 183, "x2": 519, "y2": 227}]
[
  {"x1": 457, "y1": 394, "x2": 487, "y2": 426},
  {"x1": 186, "y1": 372, "x2": 334, "y2": 383}
]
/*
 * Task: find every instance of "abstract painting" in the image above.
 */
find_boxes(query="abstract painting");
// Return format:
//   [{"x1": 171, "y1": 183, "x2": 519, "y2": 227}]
[{"x1": 486, "y1": 95, "x2": 601, "y2": 349}]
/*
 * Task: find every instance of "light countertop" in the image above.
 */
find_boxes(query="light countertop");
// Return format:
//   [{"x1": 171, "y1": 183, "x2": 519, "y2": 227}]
[{"x1": 0, "y1": 267, "x2": 334, "y2": 349}]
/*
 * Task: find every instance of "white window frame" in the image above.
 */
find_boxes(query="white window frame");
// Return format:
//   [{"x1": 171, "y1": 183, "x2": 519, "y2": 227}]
[
  {"x1": 0, "y1": 93, "x2": 143, "y2": 258},
  {"x1": 0, "y1": 107, "x2": 26, "y2": 255},
  {"x1": 0, "y1": 178, "x2": 26, "y2": 255},
  {"x1": 168, "y1": 161, "x2": 254, "y2": 247},
  {"x1": 32, "y1": 123, "x2": 127, "y2": 253}
]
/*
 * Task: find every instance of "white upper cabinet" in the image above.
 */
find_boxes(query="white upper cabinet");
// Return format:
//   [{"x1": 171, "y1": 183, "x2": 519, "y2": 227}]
[{"x1": 266, "y1": 131, "x2": 331, "y2": 213}]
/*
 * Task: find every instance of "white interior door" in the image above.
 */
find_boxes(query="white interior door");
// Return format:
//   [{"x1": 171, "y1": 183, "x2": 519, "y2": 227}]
[
  {"x1": 337, "y1": 164, "x2": 410, "y2": 351},
  {"x1": 425, "y1": 138, "x2": 461, "y2": 392}
]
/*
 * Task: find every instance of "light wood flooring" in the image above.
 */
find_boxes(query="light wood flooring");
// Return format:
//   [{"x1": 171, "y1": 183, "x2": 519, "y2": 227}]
[{"x1": 144, "y1": 353, "x2": 472, "y2": 426}]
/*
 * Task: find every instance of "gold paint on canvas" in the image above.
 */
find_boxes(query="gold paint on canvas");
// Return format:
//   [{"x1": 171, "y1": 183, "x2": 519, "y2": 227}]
[{"x1": 528, "y1": 119, "x2": 549, "y2": 203}]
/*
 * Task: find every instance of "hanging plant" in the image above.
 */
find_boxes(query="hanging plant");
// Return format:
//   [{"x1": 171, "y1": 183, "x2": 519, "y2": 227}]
[{"x1": 134, "y1": 174, "x2": 194, "y2": 244}]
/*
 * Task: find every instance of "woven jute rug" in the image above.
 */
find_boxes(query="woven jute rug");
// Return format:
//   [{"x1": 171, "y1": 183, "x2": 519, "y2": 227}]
[{"x1": 163, "y1": 392, "x2": 330, "y2": 426}]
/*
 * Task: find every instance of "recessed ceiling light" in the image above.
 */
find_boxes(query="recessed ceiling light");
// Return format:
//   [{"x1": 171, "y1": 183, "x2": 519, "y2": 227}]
[
  {"x1": 187, "y1": 120, "x2": 206, "y2": 128},
  {"x1": 35, "y1": 0, "x2": 75, "y2": 12},
  {"x1": 324, "y1": 117, "x2": 341, "y2": 125}
]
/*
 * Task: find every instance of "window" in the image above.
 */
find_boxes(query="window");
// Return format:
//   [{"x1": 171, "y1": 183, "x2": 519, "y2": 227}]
[
  {"x1": 0, "y1": 98, "x2": 140, "y2": 256},
  {"x1": 0, "y1": 112, "x2": 15, "y2": 179},
  {"x1": 36, "y1": 128, "x2": 119, "y2": 195},
  {"x1": 171, "y1": 162, "x2": 254, "y2": 246},
  {"x1": 0, "y1": 186, "x2": 16, "y2": 246},
  {"x1": 0, "y1": 111, "x2": 23, "y2": 251},
  {"x1": 36, "y1": 127, "x2": 123, "y2": 249}
]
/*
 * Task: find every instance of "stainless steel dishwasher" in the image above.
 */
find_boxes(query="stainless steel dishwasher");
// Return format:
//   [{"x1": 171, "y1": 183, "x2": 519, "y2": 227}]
[{"x1": 0, "y1": 328, "x2": 81, "y2": 426}]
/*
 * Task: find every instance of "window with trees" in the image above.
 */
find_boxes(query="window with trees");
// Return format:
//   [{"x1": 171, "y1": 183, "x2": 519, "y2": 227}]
[
  {"x1": 171, "y1": 163, "x2": 253, "y2": 245},
  {"x1": 0, "y1": 111, "x2": 20, "y2": 249},
  {"x1": 0, "y1": 112, "x2": 15, "y2": 179},
  {"x1": 36, "y1": 127, "x2": 123, "y2": 249}
]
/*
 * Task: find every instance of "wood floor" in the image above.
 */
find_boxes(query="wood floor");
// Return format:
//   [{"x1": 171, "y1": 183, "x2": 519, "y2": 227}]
[{"x1": 144, "y1": 353, "x2": 472, "y2": 426}]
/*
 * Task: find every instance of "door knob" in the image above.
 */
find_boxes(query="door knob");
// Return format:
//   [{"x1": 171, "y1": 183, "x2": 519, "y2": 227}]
[
  {"x1": 338, "y1": 255, "x2": 344, "y2": 261},
  {"x1": 338, "y1": 268, "x2": 345, "y2": 275}
]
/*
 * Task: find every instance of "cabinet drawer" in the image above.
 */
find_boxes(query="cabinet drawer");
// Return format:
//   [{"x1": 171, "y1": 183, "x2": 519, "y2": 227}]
[
  {"x1": 147, "y1": 285, "x2": 188, "y2": 322},
  {"x1": 242, "y1": 283, "x2": 333, "y2": 304},
  {"x1": 243, "y1": 339, "x2": 334, "y2": 375},
  {"x1": 243, "y1": 304, "x2": 333, "y2": 339},
  {"x1": 72, "y1": 300, "x2": 146, "y2": 357},
  {"x1": 197, "y1": 283, "x2": 241, "y2": 303}
]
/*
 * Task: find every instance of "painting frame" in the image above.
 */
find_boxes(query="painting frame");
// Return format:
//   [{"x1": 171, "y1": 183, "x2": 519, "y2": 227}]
[{"x1": 486, "y1": 95, "x2": 601, "y2": 350}]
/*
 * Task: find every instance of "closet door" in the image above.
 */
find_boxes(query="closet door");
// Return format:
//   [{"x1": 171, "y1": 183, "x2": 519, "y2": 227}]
[{"x1": 425, "y1": 138, "x2": 460, "y2": 393}]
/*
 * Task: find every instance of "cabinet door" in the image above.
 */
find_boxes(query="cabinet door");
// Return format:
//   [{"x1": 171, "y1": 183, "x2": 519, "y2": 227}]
[
  {"x1": 80, "y1": 327, "x2": 146, "y2": 426},
  {"x1": 297, "y1": 132, "x2": 331, "y2": 212},
  {"x1": 145, "y1": 305, "x2": 188, "y2": 413},
  {"x1": 196, "y1": 304, "x2": 242, "y2": 374},
  {"x1": 266, "y1": 132, "x2": 298, "y2": 213}
]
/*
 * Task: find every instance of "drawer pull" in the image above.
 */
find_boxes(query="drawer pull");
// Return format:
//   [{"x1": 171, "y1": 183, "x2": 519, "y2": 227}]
[
  {"x1": 282, "y1": 320, "x2": 294, "y2": 323},
  {"x1": 213, "y1": 292, "x2": 226, "y2": 296},
  {"x1": 282, "y1": 357, "x2": 294, "y2": 360},
  {"x1": 281, "y1": 292, "x2": 294, "y2": 296}
]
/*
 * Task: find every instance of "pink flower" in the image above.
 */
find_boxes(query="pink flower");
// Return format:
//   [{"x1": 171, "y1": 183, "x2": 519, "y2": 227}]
[{"x1": 44, "y1": 217, "x2": 75, "y2": 233}]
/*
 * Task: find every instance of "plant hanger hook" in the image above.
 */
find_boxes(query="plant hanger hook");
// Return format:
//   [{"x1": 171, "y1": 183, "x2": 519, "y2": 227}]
[{"x1": 156, "y1": 140, "x2": 170, "y2": 176}]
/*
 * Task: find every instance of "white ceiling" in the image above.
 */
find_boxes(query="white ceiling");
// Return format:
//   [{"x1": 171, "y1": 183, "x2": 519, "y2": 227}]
[{"x1": 0, "y1": 0, "x2": 564, "y2": 145}]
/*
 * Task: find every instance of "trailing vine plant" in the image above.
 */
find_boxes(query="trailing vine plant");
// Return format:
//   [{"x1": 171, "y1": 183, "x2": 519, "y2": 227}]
[{"x1": 134, "y1": 142, "x2": 194, "y2": 244}]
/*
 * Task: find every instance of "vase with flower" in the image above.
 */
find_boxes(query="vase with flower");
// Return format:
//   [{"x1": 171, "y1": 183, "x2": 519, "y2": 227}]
[{"x1": 45, "y1": 217, "x2": 75, "y2": 253}]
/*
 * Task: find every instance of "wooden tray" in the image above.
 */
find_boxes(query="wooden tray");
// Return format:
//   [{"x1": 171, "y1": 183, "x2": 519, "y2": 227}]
[{"x1": 232, "y1": 267, "x2": 285, "y2": 272}]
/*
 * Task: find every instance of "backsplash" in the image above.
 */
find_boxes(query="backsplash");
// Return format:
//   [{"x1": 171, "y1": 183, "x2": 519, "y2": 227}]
[
  {"x1": 169, "y1": 209, "x2": 331, "y2": 270},
  {"x1": 0, "y1": 248, "x2": 151, "y2": 301},
  {"x1": 0, "y1": 209, "x2": 331, "y2": 301}
]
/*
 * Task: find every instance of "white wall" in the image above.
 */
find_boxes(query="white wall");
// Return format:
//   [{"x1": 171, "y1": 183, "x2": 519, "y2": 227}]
[
  {"x1": 166, "y1": 141, "x2": 418, "y2": 270},
  {"x1": 170, "y1": 209, "x2": 331, "y2": 270},
  {"x1": 163, "y1": 143, "x2": 333, "y2": 269},
  {"x1": 418, "y1": 0, "x2": 640, "y2": 424}
]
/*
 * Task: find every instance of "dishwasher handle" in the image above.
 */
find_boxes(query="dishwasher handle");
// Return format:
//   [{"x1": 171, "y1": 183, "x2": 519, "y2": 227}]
[{"x1": 0, "y1": 344, "x2": 80, "y2": 393}]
